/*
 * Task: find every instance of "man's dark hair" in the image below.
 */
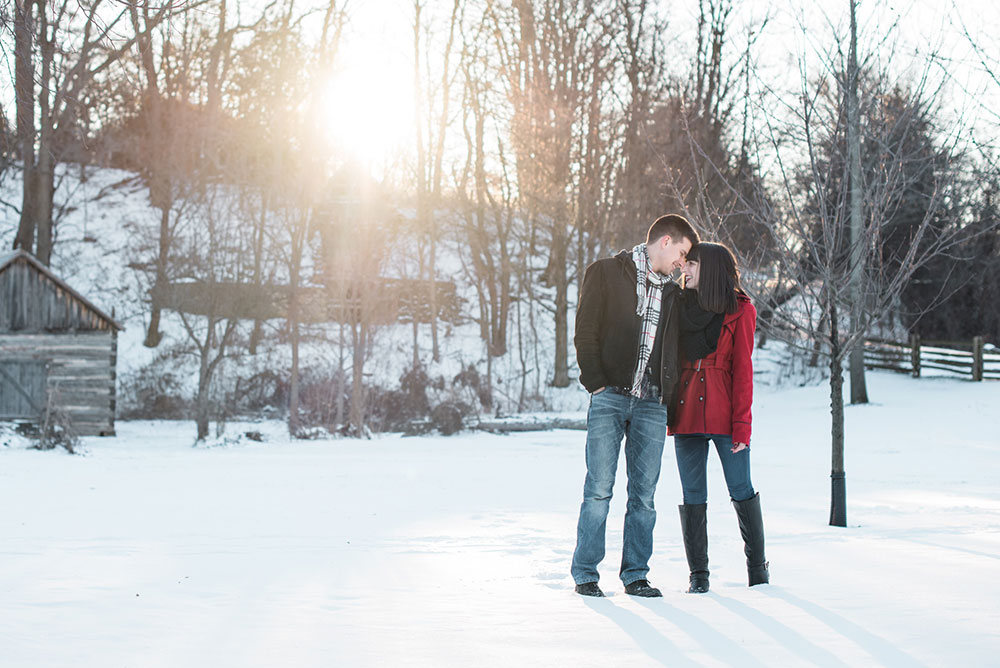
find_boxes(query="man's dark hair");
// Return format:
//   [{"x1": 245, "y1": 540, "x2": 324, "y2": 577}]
[
  {"x1": 647, "y1": 214, "x2": 700, "y2": 247},
  {"x1": 687, "y1": 241, "x2": 742, "y2": 315}
]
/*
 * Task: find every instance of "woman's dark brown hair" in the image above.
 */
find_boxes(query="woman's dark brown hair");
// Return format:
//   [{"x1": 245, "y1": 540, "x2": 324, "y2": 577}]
[{"x1": 687, "y1": 242, "x2": 741, "y2": 314}]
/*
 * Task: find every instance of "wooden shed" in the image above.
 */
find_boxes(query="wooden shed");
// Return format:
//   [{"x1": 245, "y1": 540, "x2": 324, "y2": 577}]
[{"x1": 0, "y1": 250, "x2": 122, "y2": 436}]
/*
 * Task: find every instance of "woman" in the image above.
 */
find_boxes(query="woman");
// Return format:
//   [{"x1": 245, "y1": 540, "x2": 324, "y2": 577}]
[{"x1": 668, "y1": 242, "x2": 768, "y2": 593}]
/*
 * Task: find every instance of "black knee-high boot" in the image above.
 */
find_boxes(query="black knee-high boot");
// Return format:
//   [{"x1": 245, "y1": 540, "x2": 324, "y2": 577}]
[
  {"x1": 732, "y1": 492, "x2": 769, "y2": 586},
  {"x1": 678, "y1": 503, "x2": 709, "y2": 593}
]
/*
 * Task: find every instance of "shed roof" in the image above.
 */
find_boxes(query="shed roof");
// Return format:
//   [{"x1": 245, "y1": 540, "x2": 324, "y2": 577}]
[{"x1": 0, "y1": 249, "x2": 123, "y2": 331}]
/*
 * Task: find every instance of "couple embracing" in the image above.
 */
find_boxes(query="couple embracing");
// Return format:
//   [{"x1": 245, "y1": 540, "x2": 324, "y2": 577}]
[{"x1": 571, "y1": 214, "x2": 769, "y2": 598}]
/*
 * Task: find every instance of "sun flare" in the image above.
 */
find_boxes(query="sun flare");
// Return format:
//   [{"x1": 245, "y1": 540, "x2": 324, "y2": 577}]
[{"x1": 317, "y1": 51, "x2": 415, "y2": 168}]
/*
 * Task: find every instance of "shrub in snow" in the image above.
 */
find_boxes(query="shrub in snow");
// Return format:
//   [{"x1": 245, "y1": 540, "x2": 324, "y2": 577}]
[
  {"x1": 28, "y1": 390, "x2": 80, "y2": 454},
  {"x1": 118, "y1": 363, "x2": 192, "y2": 419},
  {"x1": 232, "y1": 370, "x2": 288, "y2": 415},
  {"x1": 452, "y1": 363, "x2": 491, "y2": 408},
  {"x1": 430, "y1": 401, "x2": 466, "y2": 435},
  {"x1": 369, "y1": 363, "x2": 443, "y2": 433}
]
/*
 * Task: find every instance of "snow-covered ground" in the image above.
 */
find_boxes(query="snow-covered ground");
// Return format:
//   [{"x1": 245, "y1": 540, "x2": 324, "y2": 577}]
[{"x1": 2, "y1": 370, "x2": 999, "y2": 667}]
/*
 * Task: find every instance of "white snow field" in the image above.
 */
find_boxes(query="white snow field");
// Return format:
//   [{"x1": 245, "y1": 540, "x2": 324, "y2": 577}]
[{"x1": 2, "y1": 371, "x2": 999, "y2": 667}]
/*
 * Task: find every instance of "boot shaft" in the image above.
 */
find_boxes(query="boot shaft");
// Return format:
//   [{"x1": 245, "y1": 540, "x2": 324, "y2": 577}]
[
  {"x1": 678, "y1": 503, "x2": 709, "y2": 574},
  {"x1": 732, "y1": 492, "x2": 769, "y2": 585}
]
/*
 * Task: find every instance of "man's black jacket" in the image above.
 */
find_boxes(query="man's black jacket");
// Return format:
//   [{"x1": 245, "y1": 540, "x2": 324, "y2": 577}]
[{"x1": 574, "y1": 250, "x2": 681, "y2": 408}]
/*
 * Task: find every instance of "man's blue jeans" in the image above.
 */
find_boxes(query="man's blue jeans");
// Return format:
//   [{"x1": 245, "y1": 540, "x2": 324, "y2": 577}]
[
  {"x1": 674, "y1": 434, "x2": 755, "y2": 505},
  {"x1": 571, "y1": 388, "x2": 668, "y2": 586}
]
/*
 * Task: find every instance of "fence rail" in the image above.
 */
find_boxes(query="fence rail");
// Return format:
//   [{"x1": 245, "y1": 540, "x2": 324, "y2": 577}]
[{"x1": 864, "y1": 335, "x2": 999, "y2": 381}]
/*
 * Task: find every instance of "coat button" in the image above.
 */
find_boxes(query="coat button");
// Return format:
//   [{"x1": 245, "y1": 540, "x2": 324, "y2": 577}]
[
  {"x1": 680, "y1": 400, "x2": 685, "y2": 405},
  {"x1": 700, "y1": 377, "x2": 705, "y2": 382},
  {"x1": 699, "y1": 396, "x2": 704, "y2": 401}
]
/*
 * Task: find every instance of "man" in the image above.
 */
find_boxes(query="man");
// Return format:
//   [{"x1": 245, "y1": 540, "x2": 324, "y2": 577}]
[{"x1": 571, "y1": 214, "x2": 699, "y2": 598}]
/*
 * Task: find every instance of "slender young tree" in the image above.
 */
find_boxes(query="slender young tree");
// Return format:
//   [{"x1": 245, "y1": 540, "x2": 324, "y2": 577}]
[
  {"x1": 675, "y1": 4, "x2": 979, "y2": 526},
  {"x1": 743, "y1": 22, "x2": 969, "y2": 527}
]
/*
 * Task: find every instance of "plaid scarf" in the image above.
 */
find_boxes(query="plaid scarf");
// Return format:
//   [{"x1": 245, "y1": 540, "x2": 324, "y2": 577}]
[{"x1": 631, "y1": 243, "x2": 669, "y2": 396}]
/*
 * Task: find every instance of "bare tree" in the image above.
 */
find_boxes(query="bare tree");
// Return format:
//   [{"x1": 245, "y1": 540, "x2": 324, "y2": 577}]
[
  {"x1": 601, "y1": 0, "x2": 668, "y2": 253},
  {"x1": 490, "y1": 0, "x2": 620, "y2": 388},
  {"x1": 227, "y1": 0, "x2": 348, "y2": 437},
  {"x1": 412, "y1": 0, "x2": 462, "y2": 363},
  {"x1": 127, "y1": 1, "x2": 209, "y2": 347},
  {"x1": 319, "y1": 178, "x2": 396, "y2": 437},
  {"x1": 172, "y1": 190, "x2": 245, "y2": 442},
  {"x1": 9, "y1": 0, "x2": 198, "y2": 265},
  {"x1": 700, "y1": 8, "x2": 979, "y2": 527}
]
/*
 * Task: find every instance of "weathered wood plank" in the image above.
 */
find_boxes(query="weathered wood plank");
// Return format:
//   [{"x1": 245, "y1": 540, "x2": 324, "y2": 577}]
[
  {"x1": 49, "y1": 360, "x2": 112, "y2": 373},
  {"x1": 0, "y1": 332, "x2": 113, "y2": 348},
  {"x1": 62, "y1": 409, "x2": 115, "y2": 421},
  {"x1": 71, "y1": 423, "x2": 115, "y2": 436},
  {"x1": 47, "y1": 369, "x2": 114, "y2": 381},
  {"x1": 0, "y1": 259, "x2": 117, "y2": 332},
  {"x1": 5, "y1": 333, "x2": 111, "y2": 342},
  {"x1": 0, "y1": 331, "x2": 112, "y2": 341},
  {"x1": 49, "y1": 390, "x2": 111, "y2": 411},
  {"x1": 3, "y1": 344, "x2": 113, "y2": 356},
  {"x1": 48, "y1": 389, "x2": 114, "y2": 401}
]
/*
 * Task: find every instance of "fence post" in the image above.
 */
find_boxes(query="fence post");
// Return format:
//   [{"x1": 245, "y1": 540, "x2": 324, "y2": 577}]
[
  {"x1": 972, "y1": 336, "x2": 984, "y2": 382},
  {"x1": 910, "y1": 334, "x2": 921, "y2": 378}
]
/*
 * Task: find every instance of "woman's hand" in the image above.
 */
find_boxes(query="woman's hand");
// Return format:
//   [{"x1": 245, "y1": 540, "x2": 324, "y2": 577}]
[{"x1": 731, "y1": 442, "x2": 748, "y2": 453}]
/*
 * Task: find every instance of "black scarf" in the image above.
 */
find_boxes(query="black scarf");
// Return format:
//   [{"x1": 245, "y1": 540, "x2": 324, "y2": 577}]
[{"x1": 679, "y1": 289, "x2": 725, "y2": 362}]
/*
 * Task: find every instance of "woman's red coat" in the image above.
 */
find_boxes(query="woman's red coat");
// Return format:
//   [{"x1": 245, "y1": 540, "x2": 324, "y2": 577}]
[{"x1": 668, "y1": 295, "x2": 756, "y2": 444}]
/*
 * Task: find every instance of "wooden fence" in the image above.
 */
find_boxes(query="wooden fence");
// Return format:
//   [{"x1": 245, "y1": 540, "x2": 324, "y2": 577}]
[{"x1": 864, "y1": 336, "x2": 1000, "y2": 381}]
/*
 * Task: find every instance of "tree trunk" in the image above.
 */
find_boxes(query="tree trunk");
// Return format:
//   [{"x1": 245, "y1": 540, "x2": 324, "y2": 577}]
[
  {"x1": 144, "y1": 204, "x2": 170, "y2": 347},
  {"x1": 249, "y1": 194, "x2": 269, "y2": 354},
  {"x1": 829, "y1": 299, "x2": 847, "y2": 527},
  {"x1": 849, "y1": 344, "x2": 868, "y2": 403},
  {"x1": 335, "y1": 322, "x2": 346, "y2": 429},
  {"x1": 552, "y1": 273, "x2": 570, "y2": 387},
  {"x1": 196, "y1": 354, "x2": 211, "y2": 441},
  {"x1": 288, "y1": 317, "x2": 300, "y2": 436},
  {"x1": 424, "y1": 0, "x2": 460, "y2": 365},
  {"x1": 132, "y1": 3, "x2": 171, "y2": 348},
  {"x1": 13, "y1": 0, "x2": 36, "y2": 254},
  {"x1": 350, "y1": 320, "x2": 368, "y2": 437},
  {"x1": 429, "y1": 234, "x2": 439, "y2": 361},
  {"x1": 412, "y1": 1, "x2": 430, "y2": 365},
  {"x1": 847, "y1": 0, "x2": 869, "y2": 405},
  {"x1": 550, "y1": 234, "x2": 570, "y2": 387},
  {"x1": 288, "y1": 238, "x2": 302, "y2": 437},
  {"x1": 32, "y1": 148, "x2": 55, "y2": 266},
  {"x1": 411, "y1": 318, "x2": 420, "y2": 368},
  {"x1": 494, "y1": 248, "x2": 510, "y2": 356},
  {"x1": 517, "y1": 298, "x2": 529, "y2": 411},
  {"x1": 33, "y1": 4, "x2": 55, "y2": 266}
]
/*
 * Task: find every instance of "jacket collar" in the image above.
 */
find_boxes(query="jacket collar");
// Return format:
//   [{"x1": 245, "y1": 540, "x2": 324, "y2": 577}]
[{"x1": 613, "y1": 248, "x2": 679, "y2": 292}]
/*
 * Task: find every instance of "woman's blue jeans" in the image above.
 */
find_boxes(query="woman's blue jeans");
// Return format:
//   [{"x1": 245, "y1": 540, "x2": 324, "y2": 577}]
[
  {"x1": 571, "y1": 388, "x2": 668, "y2": 586},
  {"x1": 674, "y1": 433, "x2": 755, "y2": 505}
]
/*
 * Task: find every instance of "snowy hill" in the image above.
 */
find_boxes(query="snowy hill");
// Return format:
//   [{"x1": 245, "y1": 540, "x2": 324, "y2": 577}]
[{"x1": 0, "y1": 163, "x2": 597, "y2": 428}]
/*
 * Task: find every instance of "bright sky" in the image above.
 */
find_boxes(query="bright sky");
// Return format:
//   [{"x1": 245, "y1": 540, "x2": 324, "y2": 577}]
[
  {"x1": 1, "y1": 1, "x2": 995, "y2": 174},
  {"x1": 317, "y1": 3, "x2": 418, "y2": 172},
  {"x1": 322, "y1": 0, "x2": 1000, "y2": 170}
]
